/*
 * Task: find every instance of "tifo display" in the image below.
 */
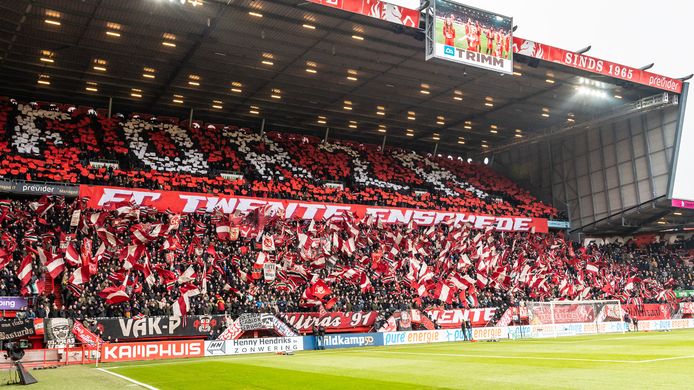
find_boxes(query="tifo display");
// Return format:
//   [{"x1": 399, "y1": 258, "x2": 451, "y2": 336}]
[{"x1": 0, "y1": 0, "x2": 692, "y2": 387}]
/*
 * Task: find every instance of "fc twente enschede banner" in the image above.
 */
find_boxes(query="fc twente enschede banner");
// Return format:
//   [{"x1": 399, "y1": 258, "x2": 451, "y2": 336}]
[{"x1": 79, "y1": 185, "x2": 549, "y2": 233}]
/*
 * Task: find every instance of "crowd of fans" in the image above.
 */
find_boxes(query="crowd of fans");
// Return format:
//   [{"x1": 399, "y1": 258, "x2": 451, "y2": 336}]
[
  {"x1": 0, "y1": 98, "x2": 557, "y2": 218},
  {"x1": 0, "y1": 195, "x2": 691, "y2": 325},
  {"x1": 0, "y1": 97, "x2": 691, "y2": 327}
]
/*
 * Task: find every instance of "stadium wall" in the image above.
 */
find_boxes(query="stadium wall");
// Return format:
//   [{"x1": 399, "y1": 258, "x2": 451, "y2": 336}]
[{"x1": 495, "y1": 105, "x2": 679, "y2": 233}]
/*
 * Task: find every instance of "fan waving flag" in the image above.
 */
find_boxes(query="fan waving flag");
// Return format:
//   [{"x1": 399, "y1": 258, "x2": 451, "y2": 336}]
[
  {"x1": 64, "y1": 242, "x2": 80, "y2": 266},
  {"x1": 173, "y1": 283, "x2": 201, "y2": 318},
  {"x1": 18, "y1": 253, "x2": 33, "y2": 289},
  {"x1": 586, "y1": 262, "x2": 599, "y2": 274},
  {"x1": 98, "y1": 284, "x2": 130, "y2": 305},
  {"x1": 46, "y1": 253, "x2": 65, "y2": 279},
  {"x1": 310, "y1": 279, "x2": 332, "y2": 299},
  {"x1": 262, "y1": 234, "x2": 276, "y2": 252},
  {"x1": 434, "y1": 282, "x2": 454, "y2": 304}
]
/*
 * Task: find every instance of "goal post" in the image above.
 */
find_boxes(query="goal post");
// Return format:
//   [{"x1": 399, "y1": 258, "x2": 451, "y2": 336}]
[{"x1": 524, "y1": 300, "x2": 626, "y2": 337}]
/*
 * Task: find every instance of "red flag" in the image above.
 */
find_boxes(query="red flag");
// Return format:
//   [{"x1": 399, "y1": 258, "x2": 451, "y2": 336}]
[
  {"x1": 325, "y1": 297, "x2": 338, "y2": 310},
  {"x1": 310, "y1": 279, "x2": 332, "y2": 299},
  {"x1": 80, "y1": 238, "x2": 93, "y2": 267},
  {"x1": 178, "y1": 266, "x2": 198, "y2": 283}
]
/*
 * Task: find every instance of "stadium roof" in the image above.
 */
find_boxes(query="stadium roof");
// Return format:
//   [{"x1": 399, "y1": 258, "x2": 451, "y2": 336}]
[{"x1": 0, "y1": 0, "x2": 677, "y2": 156}]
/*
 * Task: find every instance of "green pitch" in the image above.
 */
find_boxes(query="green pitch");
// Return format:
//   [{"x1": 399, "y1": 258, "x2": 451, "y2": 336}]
[{"x1": 6, "y1": 330, "x2": 694, "y2": 389}]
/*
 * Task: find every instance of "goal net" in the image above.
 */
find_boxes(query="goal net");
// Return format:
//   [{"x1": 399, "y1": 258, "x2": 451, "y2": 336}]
[{"x1": 524, "y1": 300, "x2": 627, "y2": 337}]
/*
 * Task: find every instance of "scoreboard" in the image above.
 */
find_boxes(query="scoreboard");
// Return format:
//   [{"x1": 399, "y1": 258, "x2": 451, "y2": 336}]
[{"x1": 426, "y1": 0, "x2": 513, "y2": 74}]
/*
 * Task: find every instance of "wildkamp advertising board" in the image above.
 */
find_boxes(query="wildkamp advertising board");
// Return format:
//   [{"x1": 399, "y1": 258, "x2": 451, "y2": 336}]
[
  {"x1": 428, "y1": 0, "x2": 513, "y2": 74},
  {"x1": 315, "y1": 332, "x2": 383, "y2": 349}
]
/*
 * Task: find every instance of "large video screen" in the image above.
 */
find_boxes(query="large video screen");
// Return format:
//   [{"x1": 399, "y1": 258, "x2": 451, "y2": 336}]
[
  {"x1": 669, "y1": 83, "x2": 694, "y2": 208},
  {"x1": 429, "y1": 0, "x2": 513, "y2": 74}
]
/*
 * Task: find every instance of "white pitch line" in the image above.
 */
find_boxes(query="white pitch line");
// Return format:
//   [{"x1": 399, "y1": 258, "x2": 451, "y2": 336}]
[
  {"x1": 636, "y1": 355, "x2": 694, "y2": 363},
  {"x1": 355, "y1": 350, "x2": 639, "y2": 364},
  {"x1": 97, "y1": 368, "x2": 159, "y2": 390},
  {"x1": 101, "y1": 349, "x2": 349, "y2": 370}
]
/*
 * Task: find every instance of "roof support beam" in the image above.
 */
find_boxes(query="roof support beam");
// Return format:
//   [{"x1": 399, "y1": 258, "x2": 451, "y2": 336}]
[{"x1": 146, "y1": 2, "x2": 229, "y2": 111}]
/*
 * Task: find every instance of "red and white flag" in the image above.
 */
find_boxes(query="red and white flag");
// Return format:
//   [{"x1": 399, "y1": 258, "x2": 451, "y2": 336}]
[
  {"x1": 69, "y1": 265, "x2": 91, "y2": 285},
  {"x1": 173, "y1": 283, "x2": 201, "y2": 317},
  {"x1": 434, "y1": 282, "x2": 453, "y2": 304},
  {"x1": 46, "y1": 253, "x2": 65, "y2": 279},
  {"x1": 98, "y1": 285, "x2": 130, "y2": 305},
  {"x1": 262, "y1": 234, "x2": 276, "y2": 252},
  {"x1": 215, "y1": 222, "x2": 231, "y2": 241},
  {"x1": 96, "y1": 228, "x2": 120, "y2": 248},
  {"x1": 17, "y1": 254, "x2": 33, "y2": 288},
  {"x1": 586, "y1": 262, "x2": 599, "y2": 274},
  {"x1": 64, "y1": 242, "x2": 80, "y2": 267},
  {"x1": 178, "y1": 265, "x2": 198, "y2": 283}
]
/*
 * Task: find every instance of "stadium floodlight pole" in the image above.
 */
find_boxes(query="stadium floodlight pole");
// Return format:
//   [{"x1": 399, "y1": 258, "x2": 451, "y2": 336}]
[
  {"x1": 639, "y1": 63, "x2": 655, "y2": 71},
  {"x1": 575, "y1": 45, "x2": 591, "y2": 54},
  {"x1": 107, "y1": 97, "x2": 113, "y2": 118}
]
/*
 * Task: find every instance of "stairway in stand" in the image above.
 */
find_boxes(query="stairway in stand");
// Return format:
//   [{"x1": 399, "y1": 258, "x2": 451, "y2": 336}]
[{"x1": 43, "y1": 274, "x2": 62, "y2": 309}]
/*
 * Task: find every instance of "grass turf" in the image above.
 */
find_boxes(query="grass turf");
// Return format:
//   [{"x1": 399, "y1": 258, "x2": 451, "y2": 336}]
[{"x1": 4, "y1": 329, "x2": 694, "y2": 389}]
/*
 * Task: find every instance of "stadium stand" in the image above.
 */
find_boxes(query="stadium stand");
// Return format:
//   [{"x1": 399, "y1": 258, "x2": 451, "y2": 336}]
[
  {"x1": 0, "y1": 193, "x2": 690, "y2": 324},
  {"x1": 0, "y1": 98, "x2": 557, "y2": 218}
]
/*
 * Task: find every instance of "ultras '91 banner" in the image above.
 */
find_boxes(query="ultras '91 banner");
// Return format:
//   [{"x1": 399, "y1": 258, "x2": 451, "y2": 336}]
[
  {"x1": 78, "y1": 185, "x2": 549, "y2": 233},
  {"x1": 428, "y1": 0, "x2": 513, "y2": 74},
  {"x1": 307, "y1": 0, "x2": 420, "y2": 28}
]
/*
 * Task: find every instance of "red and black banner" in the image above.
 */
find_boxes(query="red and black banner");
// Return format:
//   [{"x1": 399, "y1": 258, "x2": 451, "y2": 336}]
[{"x1": 95, "y1": 315, "x2": 226, "y2": 341}]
